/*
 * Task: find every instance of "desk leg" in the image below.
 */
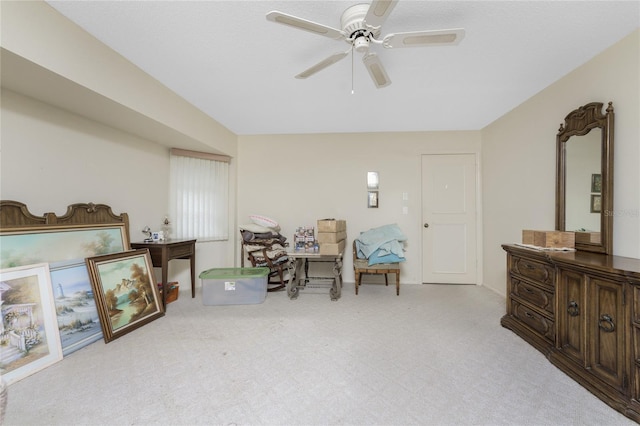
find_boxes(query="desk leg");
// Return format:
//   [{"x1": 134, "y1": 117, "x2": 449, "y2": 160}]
[
  {"x1": 190, "y1": 252, "x2": 196, "y2": 298},
  {"x1": 330, "y1": 257, "x2": 343, "y2": 301},
  {"x1": 161, "y1": 256, "x2": 168, "y2": 309},
  {"x1": 287, "y1": 259, "x2": 302, "y2": 300}
]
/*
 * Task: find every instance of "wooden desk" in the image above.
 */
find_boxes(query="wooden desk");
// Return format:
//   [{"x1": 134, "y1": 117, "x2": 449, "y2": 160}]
[
  {"x1": 286, "y1": 251, "x2": 343, "y2": 301},
  {"x1": 131, "y1": 239, "x2": 196, "y2": 307}
]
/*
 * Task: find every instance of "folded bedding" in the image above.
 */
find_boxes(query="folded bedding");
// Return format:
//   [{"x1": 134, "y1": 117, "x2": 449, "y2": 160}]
[
  {"x1": 366, "y1": 248, "x2": 406, "y2": 265},
  {"x1": 355, "y1": 224, "x2": 407, "y2": 266}
]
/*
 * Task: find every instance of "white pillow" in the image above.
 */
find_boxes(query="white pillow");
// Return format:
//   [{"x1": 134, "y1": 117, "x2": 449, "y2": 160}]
[
  {"x1": 249, "y1": 214, "x2": 280, "y2": 231},
  {"x1": 240, "y1": 223, "x2": 272, "y2": 233}
]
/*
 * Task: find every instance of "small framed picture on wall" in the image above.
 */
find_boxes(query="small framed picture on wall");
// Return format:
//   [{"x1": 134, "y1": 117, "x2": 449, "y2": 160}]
[
  {"x1": 591, "y1": 174, "x2": 602, "y2": 193},
  {"x1": 368, "y1": 191, "x2": 379, "y2": 208},
  {"x1": 591, "y1": 194, "x2": 602, "y2": 213}
]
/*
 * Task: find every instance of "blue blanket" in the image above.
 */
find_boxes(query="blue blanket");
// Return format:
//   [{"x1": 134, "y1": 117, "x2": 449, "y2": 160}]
[{"x1": 355, "y1": 224, "x2": 407, "y2": 266}]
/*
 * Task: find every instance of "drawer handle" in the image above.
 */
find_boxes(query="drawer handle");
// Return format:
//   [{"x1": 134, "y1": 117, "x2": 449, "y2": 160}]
[
  {"x1": 523, "y1": 286, "x2": 534, "y2": 294},
  {"x1": 598, "y1": 314, "x2": 615, "y2": 333},
  {"x1": 567, "y1": 301, "x2": 580, "y2": 317},
  {"x1": 523, "y1": 264, "x2": 535, "y2": 270},
  {"x1": 524, "y1": 311, "x2": 534, "y2": 319}
]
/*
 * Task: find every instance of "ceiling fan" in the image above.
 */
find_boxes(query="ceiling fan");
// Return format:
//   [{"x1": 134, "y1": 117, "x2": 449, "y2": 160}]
[{"x1": 266, "y1": 0, "x2": 465, "y2": 89}]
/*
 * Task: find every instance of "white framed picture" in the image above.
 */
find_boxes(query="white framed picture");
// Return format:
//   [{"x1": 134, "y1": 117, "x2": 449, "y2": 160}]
[{"x1": 0, "y1": 263, "x2": 63, "y2": 384}]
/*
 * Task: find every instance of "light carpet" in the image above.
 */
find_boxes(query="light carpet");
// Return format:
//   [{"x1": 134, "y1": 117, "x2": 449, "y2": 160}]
[{"x1": 2, "y1": 282, "x2": 635, "y2": 426}]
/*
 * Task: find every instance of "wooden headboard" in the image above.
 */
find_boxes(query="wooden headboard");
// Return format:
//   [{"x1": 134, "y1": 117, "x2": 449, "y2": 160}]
[{"x1": 0, "y1": 200, "x2": 130, "y2": 241}]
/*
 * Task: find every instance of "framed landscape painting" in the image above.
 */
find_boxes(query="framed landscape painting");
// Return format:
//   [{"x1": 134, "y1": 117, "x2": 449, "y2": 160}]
[
  {"x1": 86, "y1": 249, "x2": 164, "y2": 343},
  {"x1": 0, "y1": 224, "x2": 129, "y2": 268},
  {"x1": 0, "y1": 223, "x2": 129, "y2": 355},
  {"x1": 0, "y1": 263, "x2": 63, "y2": 385}
]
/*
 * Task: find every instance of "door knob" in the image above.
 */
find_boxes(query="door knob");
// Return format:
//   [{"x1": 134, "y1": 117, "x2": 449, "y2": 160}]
[{"x1": 424, "y1": 223, "x2": 429, "y2": 228}]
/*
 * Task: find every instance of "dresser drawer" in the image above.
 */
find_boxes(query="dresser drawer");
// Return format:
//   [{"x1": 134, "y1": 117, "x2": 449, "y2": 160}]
[
  {"x1": 510, "y1": 300, "x2": 555, "y2": 343},
  {"x1": 512, "y1": 278, "x2": 554, "y2": 316},
  {"x1": 511, "y1": 256, "x2": 555, "y2": 288}
]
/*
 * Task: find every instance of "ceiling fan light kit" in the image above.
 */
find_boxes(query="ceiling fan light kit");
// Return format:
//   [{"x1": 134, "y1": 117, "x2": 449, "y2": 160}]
[
  {"x1": 266, "y1": 0, "x2": 465, "y2": 89},
  {"x1": 353, "y1": 36, "x2": 370, "y2": 53}
]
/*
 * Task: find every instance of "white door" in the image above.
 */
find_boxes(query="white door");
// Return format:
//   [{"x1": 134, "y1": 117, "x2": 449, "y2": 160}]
[{"x1": 422, "y1": 154, "x2": 477, "y2": 284}]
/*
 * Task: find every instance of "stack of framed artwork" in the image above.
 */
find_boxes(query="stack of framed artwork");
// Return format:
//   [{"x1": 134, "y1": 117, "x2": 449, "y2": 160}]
[{"x1": 0, "y1": 201, "x2": 164, "y2": 384}]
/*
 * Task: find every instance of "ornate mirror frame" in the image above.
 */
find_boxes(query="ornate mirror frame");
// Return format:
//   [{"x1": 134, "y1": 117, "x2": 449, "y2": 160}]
[{"x1": 556, "y1": 101, "x2": 614, "y2": 254}]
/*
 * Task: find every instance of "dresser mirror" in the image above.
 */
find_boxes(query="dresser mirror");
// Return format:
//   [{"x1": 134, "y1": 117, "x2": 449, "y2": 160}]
[{"x1": 556, "y1": 102, "x2": 614, "y2": 254}]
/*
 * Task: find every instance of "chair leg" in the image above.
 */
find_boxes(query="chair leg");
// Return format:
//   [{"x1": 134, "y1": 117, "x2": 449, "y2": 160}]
[
  {"x1": 267, "y1": 268, "x2": 286, "y2": 292},
  {"x1": 396, "y1": 272, "x2": 400, "y2": 295},
  {"x1": 355, "y1": 271, "x2": 360, "y2": 295},
  {"x1": 384, "y1": 273, "x2": 389, "y2": 286}
]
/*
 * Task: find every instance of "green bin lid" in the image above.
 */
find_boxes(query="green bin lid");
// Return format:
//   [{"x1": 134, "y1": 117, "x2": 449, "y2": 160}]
[{"x1": 199, "y1": 267, "x2": 270, "y2": 280}]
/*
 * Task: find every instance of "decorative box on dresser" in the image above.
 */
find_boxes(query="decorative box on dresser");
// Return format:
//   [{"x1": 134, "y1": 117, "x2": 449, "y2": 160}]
[{"x1": 501, "y1": 244, "x2": 640, "y2": 421}]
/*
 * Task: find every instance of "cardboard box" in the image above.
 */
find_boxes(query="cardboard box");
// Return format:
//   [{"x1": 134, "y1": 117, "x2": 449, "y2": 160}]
[
  {"x1": 319, "y1": 239, "x2": 346, "y2": 255},
  {"x1": 522, "y1": 230, "x2": 575, "y2": 248},
  {"x1": 317, "y1": 231, "x2": 347, "y2": 244},
  {"x1": 199, "y1": 267, "x2": 269, "y2": 305},
  {"x1": 575, "y1": 231, "x2": 601, "y2": 244},
  {"x1": 317, "y1": 219, "x2": 346, "y2": 233},
  {"x1": 158, "y1": 282, "x2": 179, "y2": 304}
]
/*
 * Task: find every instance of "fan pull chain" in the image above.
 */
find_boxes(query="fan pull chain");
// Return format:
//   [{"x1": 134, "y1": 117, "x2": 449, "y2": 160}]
[{"x1": 351, "y1": 45, "x2": 355, "y2": 95}]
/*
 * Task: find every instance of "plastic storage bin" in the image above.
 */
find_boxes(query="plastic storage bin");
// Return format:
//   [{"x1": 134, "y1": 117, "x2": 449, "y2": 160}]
[{"x1": 199, "y1": 267, "x2": 269, "y2": 305}]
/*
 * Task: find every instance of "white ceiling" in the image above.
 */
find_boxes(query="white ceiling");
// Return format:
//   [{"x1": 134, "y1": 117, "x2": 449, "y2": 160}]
[{"x1": 46, "y1": 1, "x2": 639, "y2": 136}]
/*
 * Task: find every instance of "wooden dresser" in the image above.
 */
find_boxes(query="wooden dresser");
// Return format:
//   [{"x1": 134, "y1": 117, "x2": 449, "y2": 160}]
[{"x1": 501, "y1": 244, "x2": 640, "y2": 421}]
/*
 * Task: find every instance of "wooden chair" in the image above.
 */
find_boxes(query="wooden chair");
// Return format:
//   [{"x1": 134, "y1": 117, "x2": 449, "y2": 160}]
[
  {"x1": 240, "y1": 230, "x2": 292, "y2": 292},
  {"x1": 353, "y1": 240, "x2": 401, "y2": 295},
  {"x1": 246, "y1": 247, "x2": 291, "y2": 292}
]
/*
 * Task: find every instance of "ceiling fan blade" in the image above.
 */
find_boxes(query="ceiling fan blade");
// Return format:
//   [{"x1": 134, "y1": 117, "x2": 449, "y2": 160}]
[
  {"x1": 383, "y1": 28, "x2": 465, "y2": 48},
  {"x1": 295, "y1": 51, "x2": 350, "y2": 79},
  {"x1": 362, "y1": 53, "x2": 391, "y2": 88},
  {"x1": 364, "y1": 0, "x2": 399, "y2": 30},
  {"x1": 266, "y1": 11, "x2": 345, "y2": 40}
]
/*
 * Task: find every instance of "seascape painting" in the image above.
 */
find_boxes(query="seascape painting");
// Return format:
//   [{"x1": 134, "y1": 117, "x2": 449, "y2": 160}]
[
  {"x1": 0, "y1": 264, "x2": 62, "y2": 385},
  {"x1": 49, "y1": 261, "x2": 102, "y2": 355}
]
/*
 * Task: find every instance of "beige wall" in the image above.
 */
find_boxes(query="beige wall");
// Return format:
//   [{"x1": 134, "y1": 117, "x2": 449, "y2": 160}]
[
  {"x1": 237, "y1": 131, "x2": 481, "y2": 285},
  {"x1": 0, "y1": 89, "x2": 236, "y2": 285},
  {"x1": 1, "y1": 89, "x2": 168, "y2": 232},
  {"x1": 482, "y1": 30, "x2": 640, "y2": 296}
]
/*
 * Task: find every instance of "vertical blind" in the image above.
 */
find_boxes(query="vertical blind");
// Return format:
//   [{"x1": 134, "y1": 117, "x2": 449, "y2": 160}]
[{"x1": 169, "y1": 149, "x2": 230, "y2": 241}]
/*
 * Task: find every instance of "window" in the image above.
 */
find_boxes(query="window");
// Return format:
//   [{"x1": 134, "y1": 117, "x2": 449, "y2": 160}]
[{"x1": 169, "y1": 149, "x2": 230, "y2": 241}]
